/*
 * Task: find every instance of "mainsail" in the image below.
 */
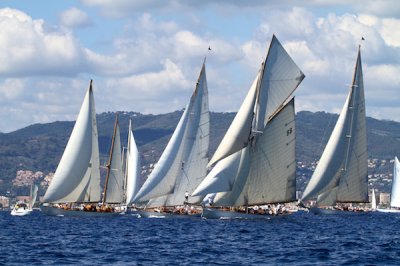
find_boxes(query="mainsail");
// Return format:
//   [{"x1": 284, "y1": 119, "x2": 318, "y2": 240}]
[
  {"x1": 125, "y1": 119, "x2": 141, "y2": 205},
  {"x1": 390, "y1": 157, "x2": 400, "y2": 208},
  {"x1": 301, "y1": 47, "x2": 368, "y2": 206},
  {"x1": 193, "y1": 35, "x2": 304, "y2": 207},
  {"x1": 43, "y1": 80, "x2": 101, "y2": 203},
  {"x1": 103, "y1": 115, "x2": 124, "y2": 204},
  {"x1": 133, "y1": 60, "x2": 210, "y2": 206}
]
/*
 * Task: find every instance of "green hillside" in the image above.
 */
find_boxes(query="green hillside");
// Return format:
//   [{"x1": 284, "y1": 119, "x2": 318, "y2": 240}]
[{"x1": 0, "y1": 110, "x2": 399, "y2": 195}]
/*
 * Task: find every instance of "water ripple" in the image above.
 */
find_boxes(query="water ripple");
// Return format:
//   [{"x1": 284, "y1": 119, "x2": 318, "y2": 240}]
[{"x1": 1, "y1": 211, "x2": 400, "y2": 265}]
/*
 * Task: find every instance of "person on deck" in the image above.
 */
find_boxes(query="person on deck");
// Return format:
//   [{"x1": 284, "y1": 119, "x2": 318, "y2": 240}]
[{"x1": 184, "y1": 191, "x2": 189, "y2": 203}]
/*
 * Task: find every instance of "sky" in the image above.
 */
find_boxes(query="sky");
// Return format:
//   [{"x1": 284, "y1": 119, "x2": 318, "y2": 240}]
[{"x1": 0, "y1": 0, "x2": 399, "y2": 133}]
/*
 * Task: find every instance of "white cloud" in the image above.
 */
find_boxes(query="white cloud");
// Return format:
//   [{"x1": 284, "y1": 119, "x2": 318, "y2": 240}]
[
  {"x1": 0, "y1": 3, "x2": 399, "y2": 133},
  {"x1": 0, "y1": 8, "x2": 86, "y2": 77},
  {"x1": 59, "y1": 7, "x2": 91, "y2": 28},
  {"x1": 380, "y1": 18, "x2": 400, "y2": 47}
]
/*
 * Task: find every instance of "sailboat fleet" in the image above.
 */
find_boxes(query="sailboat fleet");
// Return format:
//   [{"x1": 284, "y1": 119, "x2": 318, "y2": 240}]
[{"x1": 32, "y1": 34, "x2": 397, "y2": 219}]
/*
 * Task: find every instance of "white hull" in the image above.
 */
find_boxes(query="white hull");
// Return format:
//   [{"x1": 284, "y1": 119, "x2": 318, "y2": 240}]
[
  {"x1": 11, "y1": 208, "x2": 33, "y2": 216},
  {"x1": 201, "y1": 208, "x2": 285, "y2": 220},
  {"x1": 376, "y1": 208, "x2": 400, "y2": 213},
  {"x1": 137, "y1": 210, "x2": 201, "y2": 219},
  {"x1": 40, "y1": 205, "x2": 120, "y2": 217}
]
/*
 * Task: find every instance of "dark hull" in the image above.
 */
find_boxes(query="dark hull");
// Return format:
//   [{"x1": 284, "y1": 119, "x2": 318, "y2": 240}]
[
  {"x1": 202, "y1": 208, "x2": 283, "y2": 220},
  {"x1": 137, "y1": 210, "x2": 201, "y2": 219},
  {"x1": 40, "y1": 205, "x2": 120, "y2": 217},
  {"x1": 309, "y1": 207, "x2": 368, "y2": 215}
]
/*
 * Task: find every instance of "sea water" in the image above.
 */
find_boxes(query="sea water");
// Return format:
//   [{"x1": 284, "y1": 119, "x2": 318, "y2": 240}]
[{"x1": 1, "y1": 211, "x2": 399, "y2": 265}]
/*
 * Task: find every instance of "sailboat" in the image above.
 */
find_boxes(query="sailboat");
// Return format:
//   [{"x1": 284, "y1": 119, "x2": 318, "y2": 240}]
[
  {"x1": 377, "y1": 157, "x2": 400, "y2": 213},
  {"x1": 132, "y1": 60, "x2": 210, "y2": 218},
  {"x1": 300, "y1": 46, "x2": 368, "y2": 214},
  {"x1": 192, "y1": 35, "x2": 305, "y2": 219},
  {"x1": 11, "y1": 184, "x2": 38, "y2": 216},
  {"x1": 41, "y1": 80, "x2": 118, "y2": 216}
]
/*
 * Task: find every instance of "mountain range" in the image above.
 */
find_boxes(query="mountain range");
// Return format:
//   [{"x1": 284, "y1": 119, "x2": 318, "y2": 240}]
[{"x1": 0, "y1": 110, "x2": 399, "y2": 195}]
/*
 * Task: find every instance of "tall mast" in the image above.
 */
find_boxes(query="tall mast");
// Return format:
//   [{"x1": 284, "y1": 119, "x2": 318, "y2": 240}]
[{"x1": 102, "y1": 114, "x2": 119, "y2": 204}]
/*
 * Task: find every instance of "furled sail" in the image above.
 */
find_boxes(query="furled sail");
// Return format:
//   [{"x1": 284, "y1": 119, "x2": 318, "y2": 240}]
[
  {"x1": 301, "y1": 47, "x2": 368, "y2": 204},
  {"x1": 43, "y1": 81, "x2": 101, "y2": 203},
  {"x1": 103, "y1": 116, "x2": 124, "y2": 204},
  {"x1": 391, "y1": 157, "x2": 400, "y2": 208},
  {"x1": 134, "y1": 61, "x2": 210, "y2": 204},
  {"x1": 125, "y1": 120, "x2": 141, "y2": 205}
]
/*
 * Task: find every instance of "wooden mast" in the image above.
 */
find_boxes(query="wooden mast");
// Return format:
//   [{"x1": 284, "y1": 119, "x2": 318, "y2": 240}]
[{"x1": 102, "y1": 114, "x2": 119, "y2": 205}]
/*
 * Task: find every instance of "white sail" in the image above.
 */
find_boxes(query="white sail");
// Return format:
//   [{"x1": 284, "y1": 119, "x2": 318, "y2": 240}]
[
  {"x1": 255, "y1": 35, "x2": 305, "y2": 131},
  {"x1": 125, "y1": 120, "x2": 141, "y2": 205},
  {"x1": 246, "y1": 98, "x2": 296, "y2": 204},
  {"x1": 208, "y1": 35, "x2": 304, "y2": 167},
  {"x1": 86, "y1": 89, "x2": 101, "y2": 202},
  {"x1": 207, "y1": 74, "x2": 259, "y2": 167},
  {"x1": 336, "y1": 49, "x2": 368, "y2": 203},
  {"x1": 29, "y1": 184, "x2": 38, "y2": 209},
  {"x1": 391, "y1": 157, "x2": 400, "y2": 208},
  {"x1": 213, "y1": 99, "x2": 296, "y2": 206},
  {"x1": 103, "y1": 117, "x2": 124, "y2": 203},
  {"x1": 316, "y1": 187, "x2": 338, "y2": 207},
  {"x1": 301, "y1": 94, "x2": 350, "y2": 201},
  {"x1": 43, "y1": 81, "x2": 101, "y2": 203},
  {"x1": 133, "y1": 104, "x2": 189, "y2": 202},
  {"x1": 371, "y1": 189, "x2": 377, "y2": 210},
  {"x1": 213, "y1": 146, "x2": 251, "y2": 206},
  {"x1": 192, "y1": 150, "x2": 242, "y2": 196},
  {"x1": 134, "y1": 61, "x2": 210, "y2": 204},
  {"x1": 301, "y1": 48, "x2": 368, "y2": 205}
]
